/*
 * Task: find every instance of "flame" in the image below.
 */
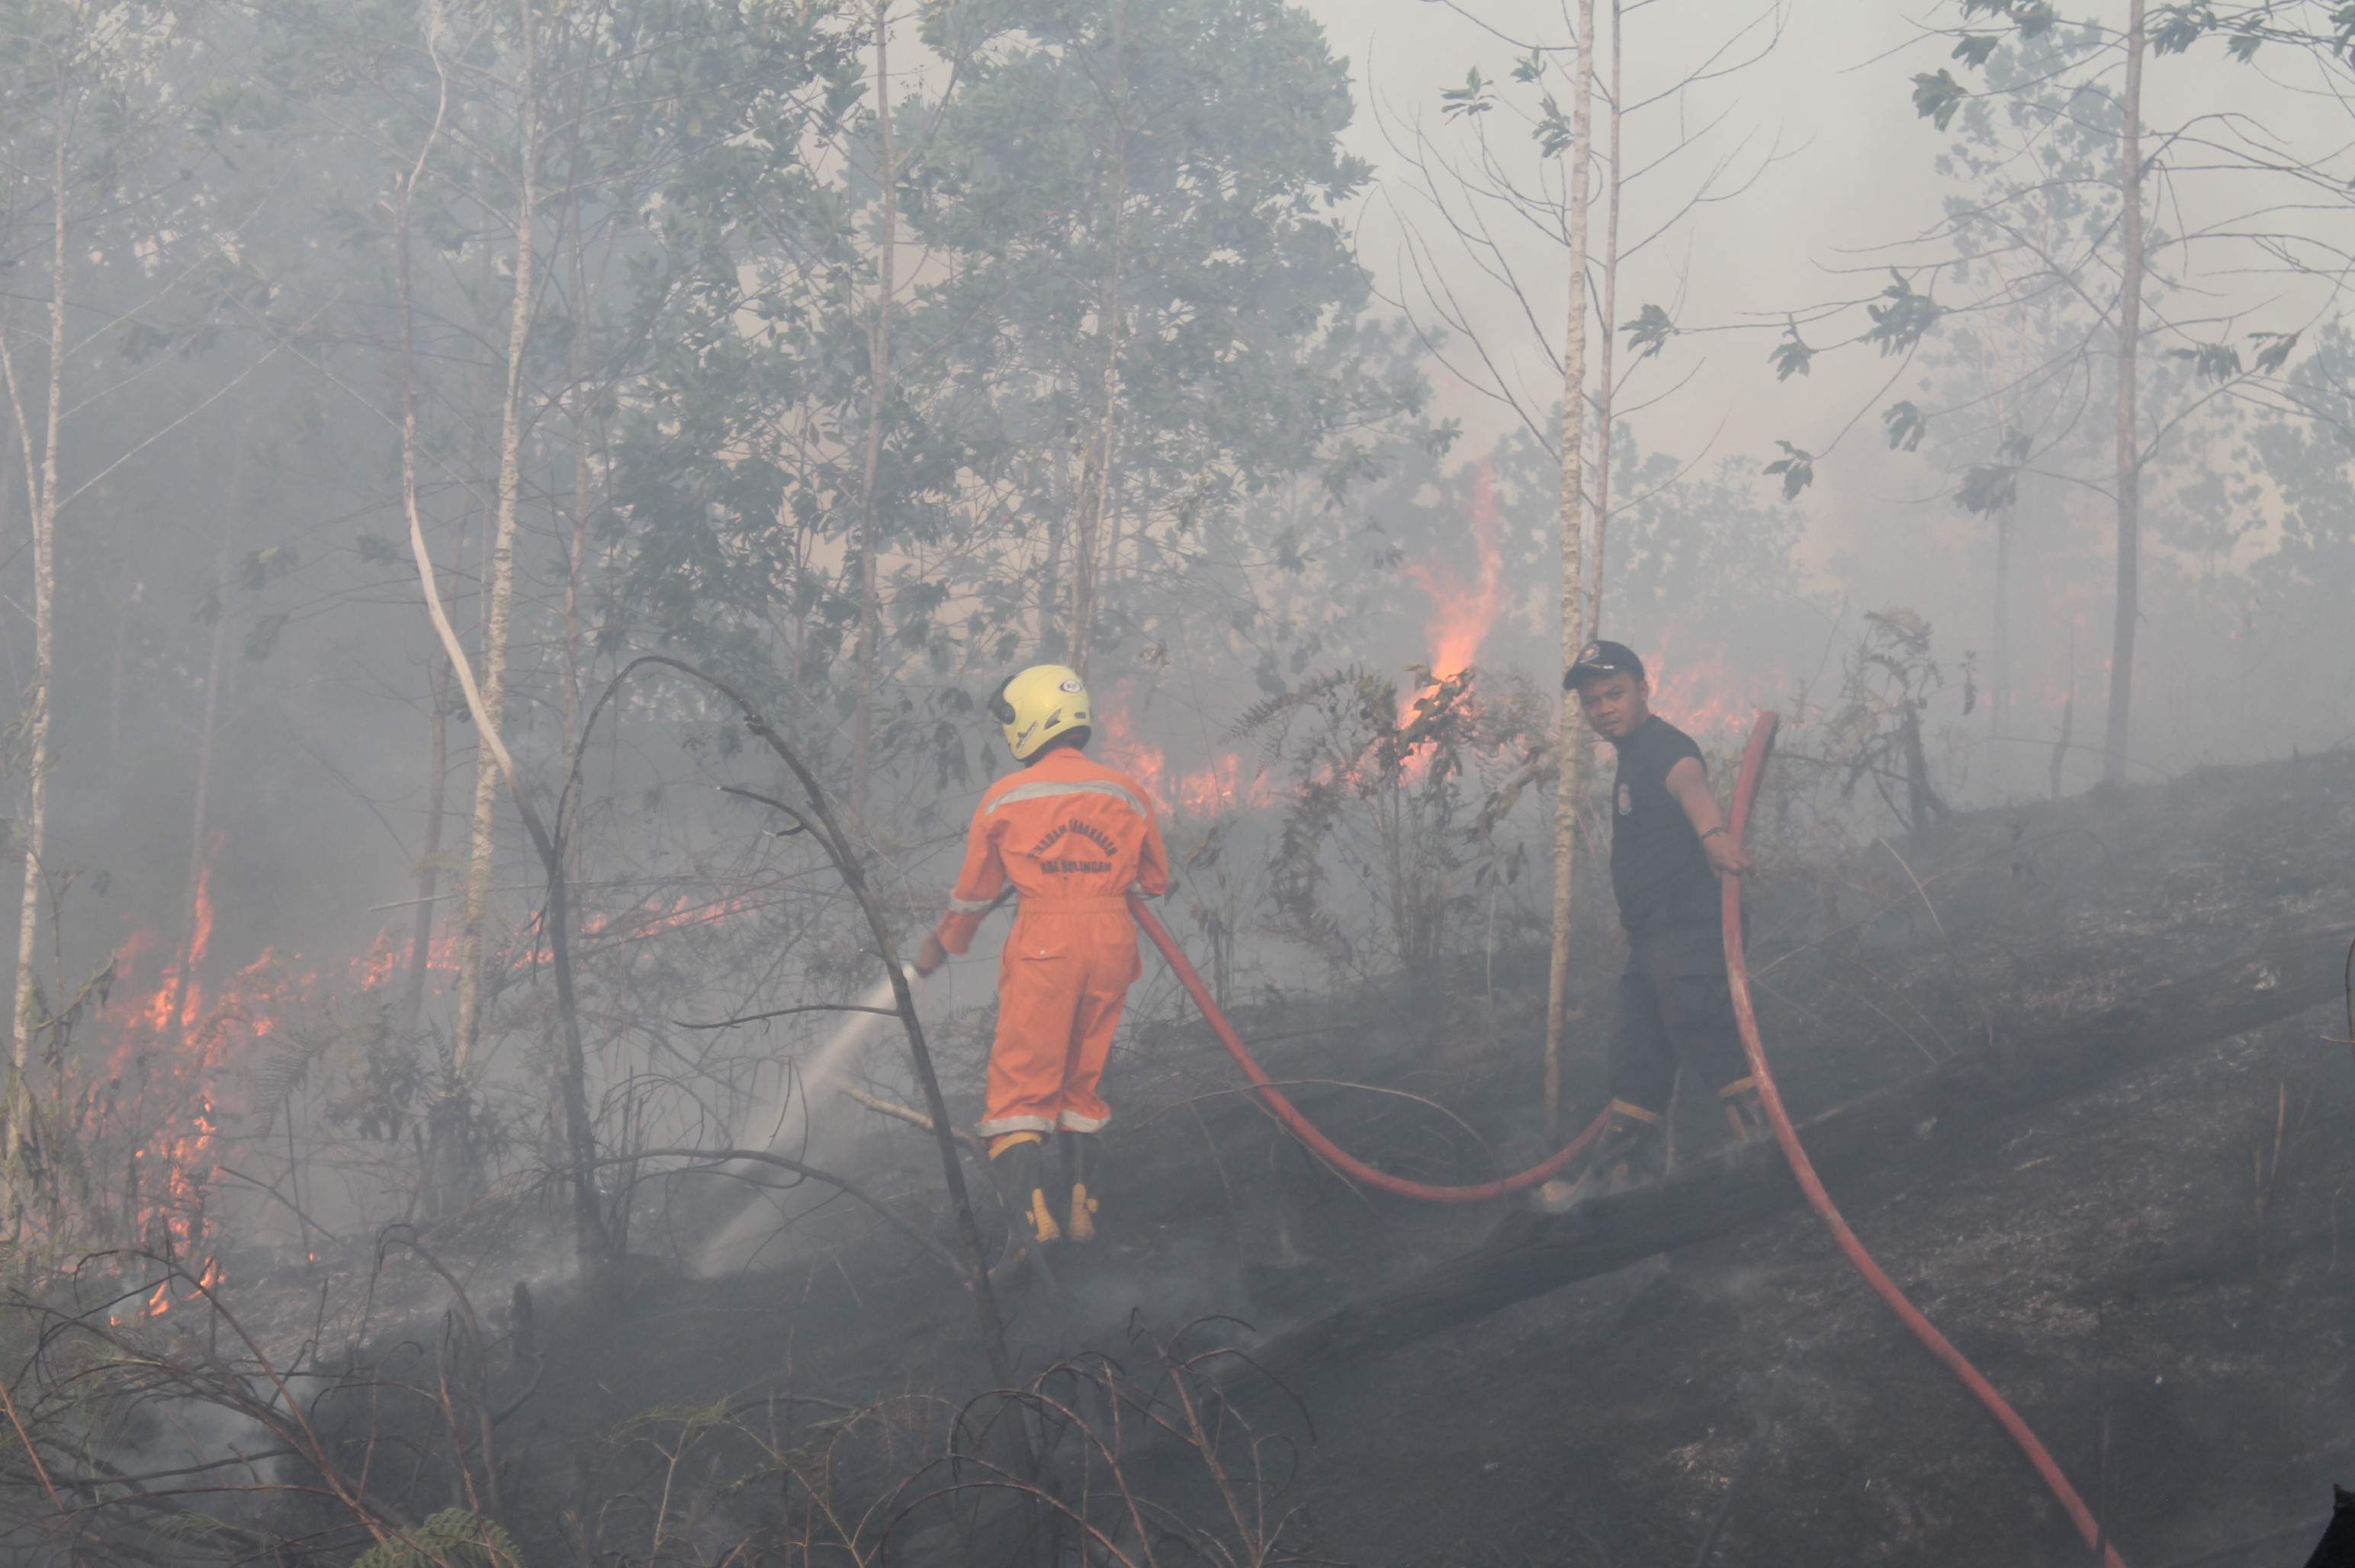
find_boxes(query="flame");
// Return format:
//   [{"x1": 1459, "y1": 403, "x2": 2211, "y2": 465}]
[
  {"x1": 576, "y1": 892, "x2": 753, "y2": 946},
  {"x1": 1404, "y1": 460, "x2": 1506, "y2": 683},
  {"x1": 135, "y1": 1257, "x2": 223, "y2": 1321},
  {"x1": 1094, "y1": 696, "x2": 1274, "y2": 821},
  {"x1": 1643, "y1": 633, "x2": 1790, "y2": 745},
  {"x1": 58, "y1": 833, "x2": 766, "y2": 1259}
]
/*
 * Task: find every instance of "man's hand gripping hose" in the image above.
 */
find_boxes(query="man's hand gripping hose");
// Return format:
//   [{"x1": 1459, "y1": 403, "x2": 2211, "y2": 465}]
[
  {"x1": 1723, "y1": 711, "x2": 2128, "y2": 1568},
  {"x1": 1129, "y1": 898, "x2": 1607, "y2": 1201}
]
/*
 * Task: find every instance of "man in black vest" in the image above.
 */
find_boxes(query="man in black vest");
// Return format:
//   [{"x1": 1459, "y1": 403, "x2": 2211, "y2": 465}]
[{"x1": 1547, "y1": 640, "x2": 1770, "y2": 1206}]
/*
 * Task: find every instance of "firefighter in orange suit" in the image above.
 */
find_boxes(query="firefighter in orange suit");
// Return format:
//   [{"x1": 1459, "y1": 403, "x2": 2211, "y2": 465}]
[{"x1": 915, "y1": 664, "x2": 1170, "y2": 1248}]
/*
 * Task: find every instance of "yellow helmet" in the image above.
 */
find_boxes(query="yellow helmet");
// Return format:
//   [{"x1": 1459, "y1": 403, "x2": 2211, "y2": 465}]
[{"x1": 989, "y1": 664, "x2": 1092, "y2": 761}]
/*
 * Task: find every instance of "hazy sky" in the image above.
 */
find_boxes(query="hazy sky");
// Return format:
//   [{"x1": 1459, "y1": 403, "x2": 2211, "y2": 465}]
[
  {"x1": 1297, "y1": 0, "x2": 2354, "y2": 557},
  {"x1": 1301, "y1": 0, "x2": 1945, "y2": 455}
]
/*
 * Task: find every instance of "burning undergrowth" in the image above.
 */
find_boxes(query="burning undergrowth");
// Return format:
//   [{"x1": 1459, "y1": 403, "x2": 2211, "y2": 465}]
[{"x1": 0, "y1": 721, "x2": 2347, "y2": 1565}]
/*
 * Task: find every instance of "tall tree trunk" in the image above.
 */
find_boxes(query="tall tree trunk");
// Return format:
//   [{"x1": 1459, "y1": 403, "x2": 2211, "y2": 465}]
[
  {"x1": 1069, "y1": 58, "x2": 1129, "y2": 683},
  {"x1": 1588, "y1": 0, "x2": 1622, "y2": 635},
  {"x1": 853, "y1": 4, "x2": 898, "y2": 818},
  {"x1": 11, "y1": 101, "x2": 71, "y2": 1079},
  {"x1": 400, "y1": 651, "x2": 451, "y2": 1034},
  {"x1": 2104, "y1": 0, "x2": 2145, "y2": 782},
  {"x1": 1544, "y1": 0, "x2": 1598, "y2": 1136},
  {"x1": 1993, "y1": 497, "x2": 2013, "y2": 739},
  {"x1": 561, "y1": 205, "x2": 590, "y2": 763},
  {"x1": 453, "y1": 0, "x2": 540, "y2": 1079},
  {"x1": 1039, "y1": 467, "x2": 1065, "y2": 659}
]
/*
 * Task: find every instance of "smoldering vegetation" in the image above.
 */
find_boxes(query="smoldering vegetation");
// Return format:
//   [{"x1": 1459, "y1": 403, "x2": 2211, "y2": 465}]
[{"x1": 0, "y1": 0, "x2": 2350, "y2": 1564}]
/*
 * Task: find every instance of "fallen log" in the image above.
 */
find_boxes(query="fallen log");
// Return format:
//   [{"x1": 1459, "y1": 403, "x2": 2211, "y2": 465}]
[{"x1": 1246, "y1": 921, "x2": 2355, "y2": 1388}]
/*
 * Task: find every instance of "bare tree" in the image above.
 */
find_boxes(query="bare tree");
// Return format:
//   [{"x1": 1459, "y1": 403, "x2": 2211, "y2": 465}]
[{"x1": 1376, "y1": 0, "x2": 1784, "y2": 1128}]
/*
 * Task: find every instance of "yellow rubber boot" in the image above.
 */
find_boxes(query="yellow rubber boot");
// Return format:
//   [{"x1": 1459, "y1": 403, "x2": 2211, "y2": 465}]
[
  {"x1": 1062, "y1": 1131, "x2": 1100, "y2": 1243},
  {"x1": 1719, "y1": 1077, "x2": 1772, "y2": 1146},
  {"x1": 988, "y1": 1132, "x2": 1061, "y2": 1244},
  {"x1": 1537, "y1": 1100, "x2": 1667, "y2": 1212}
]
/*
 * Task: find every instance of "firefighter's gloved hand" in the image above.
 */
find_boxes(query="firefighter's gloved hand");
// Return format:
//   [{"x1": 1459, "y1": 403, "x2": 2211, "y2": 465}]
[{"x1": 915, "y1": 932, "x2": 949, "y2": 977}]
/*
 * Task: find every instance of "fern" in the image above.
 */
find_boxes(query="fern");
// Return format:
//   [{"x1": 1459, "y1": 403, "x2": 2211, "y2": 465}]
[
  {"x1": 351, "y1": 1509, "x2": 525, "y2": 1568},
  {"x1": 1228, "y1": 667, "x2": 1354, "y2": 739}
]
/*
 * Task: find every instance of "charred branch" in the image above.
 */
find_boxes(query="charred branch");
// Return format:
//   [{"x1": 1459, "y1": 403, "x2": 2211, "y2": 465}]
[{"x1": 1247, "y1": 920, "x2": 2355, "y2": 1390}]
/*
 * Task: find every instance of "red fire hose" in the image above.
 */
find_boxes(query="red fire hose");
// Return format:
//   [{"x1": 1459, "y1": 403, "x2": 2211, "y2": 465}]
[
  {"x1": 1722, "y1": 711, "x2": 2128, "y2": 1568},
  {"x1": 1129, "y1": 713, "x2": 2125, "y2": 1562},
  {"x1": 1129, "y1": 899, "x2": 1608, "y2": 1201}
]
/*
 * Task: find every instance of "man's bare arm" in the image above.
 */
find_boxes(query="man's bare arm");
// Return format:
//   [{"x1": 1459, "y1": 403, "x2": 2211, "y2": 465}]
[{"x1": 1665, "y1": 755, "x2": 1753, "y2": 876}]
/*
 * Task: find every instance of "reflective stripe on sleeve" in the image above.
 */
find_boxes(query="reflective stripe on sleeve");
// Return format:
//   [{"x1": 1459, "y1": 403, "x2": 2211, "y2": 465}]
[
  {"x1": 982, "y1": 779, "x2": 1149, "y2": 818},
  {"x1": 946, "y1": 895, "x2": 998, "y2": 913}
]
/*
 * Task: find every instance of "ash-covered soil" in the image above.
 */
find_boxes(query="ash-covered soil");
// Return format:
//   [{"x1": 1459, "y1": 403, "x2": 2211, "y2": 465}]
[{"x1": 463, "y1": 749, "x2": 2355, "y2": 1565}]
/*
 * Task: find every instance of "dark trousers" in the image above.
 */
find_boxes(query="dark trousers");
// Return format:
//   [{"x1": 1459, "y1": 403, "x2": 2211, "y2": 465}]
[{"x1": 1608, "y1": 968, "x2": 1751, "y2": 1117}]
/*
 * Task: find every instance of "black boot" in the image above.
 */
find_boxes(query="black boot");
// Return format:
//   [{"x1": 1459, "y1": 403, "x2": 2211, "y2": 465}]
[
  {"x1": 988, "y1": 1133, "x2": 1060, "y2": 1245},
  {"x1": 1062, "y1": 1131, "x2": 1100, "y2": 1243}
]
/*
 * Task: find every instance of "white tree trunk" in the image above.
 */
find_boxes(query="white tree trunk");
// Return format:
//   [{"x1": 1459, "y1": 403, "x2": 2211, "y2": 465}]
[
  {"x1": 453, "y1": 0, "x2": 539, "y2": 1075},
  {"x1": 853, "y1": 3, "x2": 898, "y2": 818},
  {"x1": 1544, "y1": 0, "x2": 1598, "y2": 1134},
  {"x1": 11, "y1": 109, "x2": 71, "y2": 1077},
  {"x1": 2103, "y1": 0, "x2": 2145, "y2": 782}
]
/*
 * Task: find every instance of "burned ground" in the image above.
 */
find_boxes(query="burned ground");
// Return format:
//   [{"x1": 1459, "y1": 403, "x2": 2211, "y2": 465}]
[{"x1": 47, "y1": 748, "x2": 2355, "y2": 1566}]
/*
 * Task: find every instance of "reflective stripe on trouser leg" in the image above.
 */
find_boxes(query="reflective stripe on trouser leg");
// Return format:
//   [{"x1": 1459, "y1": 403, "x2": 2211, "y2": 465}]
[
  {"x1": 1052, "y1": 953, "x2": 1131, "y2": 1133},
  {"x1": 981, "y1": 943, "x2": 1085, "y2": 1137},
  {"x1": 982, "y1": 915, "x2": 1140, "y2": 1138}
]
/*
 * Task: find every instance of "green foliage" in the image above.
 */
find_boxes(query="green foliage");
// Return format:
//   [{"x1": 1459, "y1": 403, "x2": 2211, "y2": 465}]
[
  {"x1": 1763, "y1": 440, "x2": 1815, "y2": 500},
  {"x1": 1623, "y1": 303, "x2": 1676, "y2": 361},
  {"x1": 1955, "y1": 462, "x2": 2019, "y2": 513},
  {"x1": 1235, "y1": 667, "x2": 1544, "y2": 971},
  {"x1": 1817, "y1": 609, "x2": 1954, "y2": 834},
  {"x1": 2250, "y1": 329, "x2": 2301, "y2": 374},
  {"x1": 1534, "y1": 92, "x2": 1575, "y2": 156},
  {"x1": 1441, "y1": 66, "x2": 1494, "y2": 118},
  {"x1": 1862, "y1": 270, "x2": 1944, "y2": 356},
  {"x1": 1955, "y1": 429, "x2": 2032, "y2": 513},
  {"x1": 350, "y1": 1509, "x2": 525, "y2": 1568},
  {"x1": 1768, "y1": 320, "x2": 1815, "y2": 381},
  {"x1": 1882, "y1": 400, "x2": 1929, "y2": 451},
  {"x1": 2151, "y1": 4, "x2": 2216, "y2": 53},
  {"x1": 1912, "y1": 68, "x2": 1968, "y2": 130},
  {"x1": 2169, "y1": 341, "x2": 2244, "y2": 384},
  {"x1": 243, "y1": 612, "x2": 290, "y2": 662},
  {"x1": 1958, "y1": 0, "x2": 2056, "y2": 37}
]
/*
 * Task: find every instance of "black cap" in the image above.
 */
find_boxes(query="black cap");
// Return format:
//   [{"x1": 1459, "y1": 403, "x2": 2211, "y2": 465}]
[{"x1": 1564, "y1": 639, "x2": 1646, "y2": 690}]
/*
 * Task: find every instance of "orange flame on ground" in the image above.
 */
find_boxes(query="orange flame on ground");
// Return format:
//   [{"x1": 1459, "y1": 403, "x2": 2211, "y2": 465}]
[
  {"x1": 132, "y1": 1256, "x2": 223, "y2": 1321},
  {"x1": 88, "y1": 837, "x2": 761, "y2": 1255},
  {"x1": 1094, "y1": 698, "x2": 1274, "y2": 822},
  {"x1": 1643, "y1": 634, "x2": 1791, "y2": 746}
]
